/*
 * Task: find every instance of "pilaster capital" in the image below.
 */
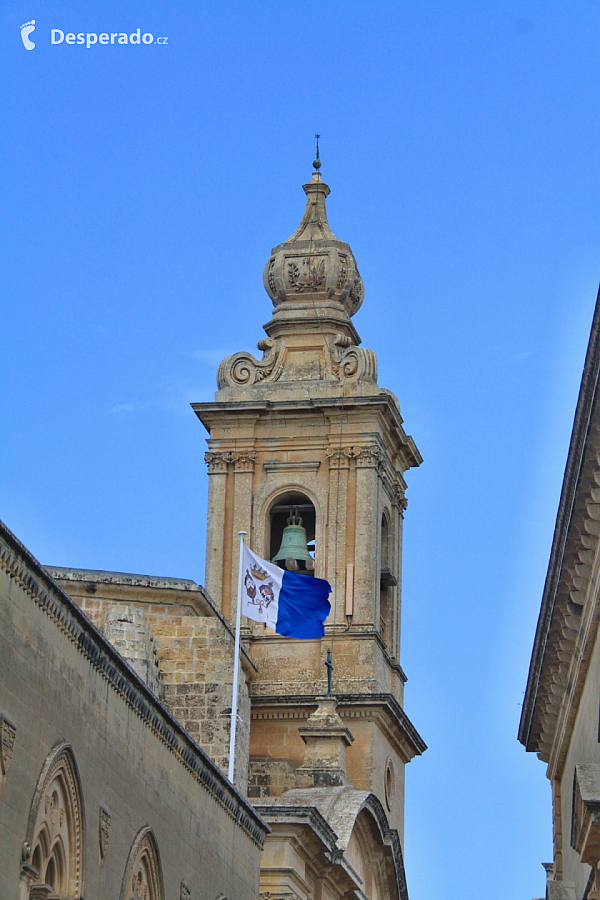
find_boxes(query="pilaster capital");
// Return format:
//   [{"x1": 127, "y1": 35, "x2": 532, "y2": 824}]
[
  {"x1": 204, "y1": 451, "x2": 231, "y2": 474},
  {"x1": 231, "y1": 450, "x2": 257, "y2": 473},
  {"x1": 354, "y1": 445, "x2": 384, "y2": 469},
  {"x1": 325, "y1": 446, "x2": 358, "y2": 469}
]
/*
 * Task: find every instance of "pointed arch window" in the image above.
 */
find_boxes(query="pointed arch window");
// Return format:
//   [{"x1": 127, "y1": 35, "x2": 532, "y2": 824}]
[
  {"x1": 121, "y1": 827, "x2": 164, "y2": 900},
  {"x1": 24, "y1": 743, "x2": 85, "y2": 900}
]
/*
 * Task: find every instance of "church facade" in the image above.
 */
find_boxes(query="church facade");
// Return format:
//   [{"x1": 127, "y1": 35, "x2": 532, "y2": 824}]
[{"x1": 0, "y1": 162, "x2": 425, "y2": 900}]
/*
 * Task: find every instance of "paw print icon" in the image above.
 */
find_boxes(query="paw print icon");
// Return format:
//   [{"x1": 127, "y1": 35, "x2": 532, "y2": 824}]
[{"x1": 20, "y1": 20, "x2": 36, "y2": 50}]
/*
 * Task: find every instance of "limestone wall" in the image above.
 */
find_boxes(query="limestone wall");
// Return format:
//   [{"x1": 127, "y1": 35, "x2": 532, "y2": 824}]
[
  {"x1": 0, "y1": 524, "x2": 265, "y2": 900},
  {"x1": 50, "y1": 576, "x2": 251, "y2": 793}
]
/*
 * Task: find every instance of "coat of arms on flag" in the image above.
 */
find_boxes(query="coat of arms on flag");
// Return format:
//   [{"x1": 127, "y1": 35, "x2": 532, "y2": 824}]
[{"x1": 241, "y1": 545, "x2": 331, "y2": 638}]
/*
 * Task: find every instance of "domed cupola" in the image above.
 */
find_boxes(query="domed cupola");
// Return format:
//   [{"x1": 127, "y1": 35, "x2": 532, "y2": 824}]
[
  {"x1": 263, "y1": 167, "x2": 364, "y2": 318},
  {"x1": 215, "y1": 159, "x2": 378, "y2": 395}
]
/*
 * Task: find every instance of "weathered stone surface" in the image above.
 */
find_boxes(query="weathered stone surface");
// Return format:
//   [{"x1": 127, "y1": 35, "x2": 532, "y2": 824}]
[{"x1": 0, "y1": 520, "x2": 266, "y2": 900}]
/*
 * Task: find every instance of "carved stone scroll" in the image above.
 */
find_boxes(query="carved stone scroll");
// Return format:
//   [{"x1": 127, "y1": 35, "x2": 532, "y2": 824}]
[
  {"x1": 217, "y1": 338, "x2": 284, "y2": 389},
  {"x1": 331, "y1": 334, "x2": 377, "y2": 384}
]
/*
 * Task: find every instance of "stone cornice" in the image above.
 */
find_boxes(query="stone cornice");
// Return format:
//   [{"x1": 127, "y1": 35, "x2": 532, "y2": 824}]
[
  {"x1": 192, "y1": 395, "x2": 422, "y2": 471},
  {"x1": 253, "y1": 804, "x2": 338, "y2": 852},
  {"x1": 0, "y1": 519, "x2": 268, "y2": 847},
  {"x1": 250, "y1": 693, "x2": 426, "y2": 761},
  {"x1": 519, "y1": 288, "x2": 600, "y2": 760}
]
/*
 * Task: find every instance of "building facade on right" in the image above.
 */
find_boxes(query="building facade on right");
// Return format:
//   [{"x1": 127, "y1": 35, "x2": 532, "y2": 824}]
[{"x1": 520, "y1": 291, "x2": 600, "y2": 900}]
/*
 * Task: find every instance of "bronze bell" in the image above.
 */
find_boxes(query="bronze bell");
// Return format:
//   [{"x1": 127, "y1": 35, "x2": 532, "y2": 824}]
[{"x1": 273, "y1": 510, "x2": 313, "y2": 564}]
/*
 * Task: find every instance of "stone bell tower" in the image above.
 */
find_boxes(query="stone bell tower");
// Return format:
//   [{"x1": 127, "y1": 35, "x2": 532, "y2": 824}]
[{"x1": 193, "y1": 161, "x2": 425, "y2": 842}]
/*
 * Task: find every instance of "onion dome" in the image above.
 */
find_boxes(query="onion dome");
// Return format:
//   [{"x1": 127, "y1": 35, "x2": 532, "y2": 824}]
[{"x1": 263, "y1": 169, "x2": 364, "y2": 317}]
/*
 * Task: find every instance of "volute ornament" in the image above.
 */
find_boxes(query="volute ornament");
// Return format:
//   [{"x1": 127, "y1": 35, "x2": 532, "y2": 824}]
[
  {"x1": 331, "y1": 334, "x2": 377, "y2": 383},
  {"x1": 217, "y1": 338, "x2": 284, "y2": 389}
]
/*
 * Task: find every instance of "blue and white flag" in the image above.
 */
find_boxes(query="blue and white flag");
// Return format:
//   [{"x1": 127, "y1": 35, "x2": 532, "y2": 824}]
[{"x1": 241, "y1": 545, "x2": 331, "y2": 639}]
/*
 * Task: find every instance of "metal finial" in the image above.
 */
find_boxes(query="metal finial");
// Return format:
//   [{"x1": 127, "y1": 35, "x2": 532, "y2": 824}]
[
  {"x1": 313, "y1": 134, "x2": 321, "y2": 170},
  {"x1": 325, "y1": 647, "x2": 333, "y2": 696}
]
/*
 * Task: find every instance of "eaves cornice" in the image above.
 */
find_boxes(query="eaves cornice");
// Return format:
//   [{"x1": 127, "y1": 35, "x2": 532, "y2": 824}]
[
  {"x1": 519, "y1": 288, "x2": 600, "y2": 761},
  {"x1": 0, "y1": 519, "x2": 268, "y2": 846}
]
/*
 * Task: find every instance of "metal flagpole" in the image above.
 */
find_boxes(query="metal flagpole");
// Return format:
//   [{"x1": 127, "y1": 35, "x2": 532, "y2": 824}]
[{"x1": 228, "y1": 530, "x2": 247, "y2": 784}]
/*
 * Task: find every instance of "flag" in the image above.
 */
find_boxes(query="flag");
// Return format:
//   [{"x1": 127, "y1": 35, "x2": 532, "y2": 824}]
[{"x1": 240, "y1": 545, "x2": 331, "y2": 639}]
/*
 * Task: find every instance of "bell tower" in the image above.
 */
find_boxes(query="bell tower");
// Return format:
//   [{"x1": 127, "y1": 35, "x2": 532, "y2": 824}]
[{"x1": 193, "y1": 161, "x2": 425, "y2": 841}]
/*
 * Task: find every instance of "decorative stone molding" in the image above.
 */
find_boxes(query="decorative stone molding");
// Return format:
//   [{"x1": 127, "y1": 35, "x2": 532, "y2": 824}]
[
  {"x1": 260, "y1": 892, "x2": 300, "y2": 900},
  {"x1": 23, "y1": 744, "x2": 84, "y2": 899},
  {"x1": 263, "y1": 460, "x2": 321, "y2": 474},
  {"x1": 180, "y1": 882, "x2": 191, "y2": 900},
  {"x1": 121, "y1": 827, "x2": 164, "y2": 900},
  {"x1": 232, "y1": 450, "x2": 257, "y2": 473},
  {"x1": 355, "y1": 445, "x2": 384, "y2": 469},
  {"x1": 99, "y1": 807, "x2": 111, "y2": 859},
  {"x1": 217, "y1": 338, "x2": 284, "y2": 389},
  {"x1": 262, "y1": 173, "x2": 364, "y2": 317},
  {"x1": 331, "y1": 334, "x2": 377, "y2": 384},
  {"x1": 205, "y1": 452, "x2": 232, "y2": 474},
  {"x1": 0, "y1": 714, "x2": 16, "y2": 775},
  {"x1": 0, "y1": 521, "x2": 268, "y2": 849},
  {"x1": 384, "y1": 758, "x2": 396, "y2": 811},
  {"x1": 325, "y1": 446, "x2": 362, "y2": 469}
]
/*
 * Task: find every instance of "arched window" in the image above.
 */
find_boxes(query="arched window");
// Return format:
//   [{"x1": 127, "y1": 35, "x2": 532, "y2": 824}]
[
  {"x1": 379, "y1": 511, "x2": 396, "y2": 647},
  {"x1": 121, "y1": 828, "x2": 164, "y2": 900},
  {"x1": 25, "y1": 744, "x2": 84, "y2": 899},
  {"x1": 269, "y1": 491, "x2": 316, "y2": 575}
]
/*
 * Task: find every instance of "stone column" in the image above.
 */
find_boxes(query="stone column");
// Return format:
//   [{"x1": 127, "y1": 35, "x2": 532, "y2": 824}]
[
  {"x1": 391, "y1": 480, "x2": 407, "y2": 661},
  {"x1": 204, "y1": 452, "x2": 230, "y2": 609},
  {"x1": 353, "y1": 446, "x2": 382, "y2": 624},
  {"x1": 325, "y1": 447, "x2": 351, "y2": 625},
  {"x1": 229, "y1": 451, "x2": 256, "y2": 623}
]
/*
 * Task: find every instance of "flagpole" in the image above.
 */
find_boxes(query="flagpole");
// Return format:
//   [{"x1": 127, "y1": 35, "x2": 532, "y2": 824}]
[{"x1": 228, "y1": 530, "x2": 247, "y2": 784}]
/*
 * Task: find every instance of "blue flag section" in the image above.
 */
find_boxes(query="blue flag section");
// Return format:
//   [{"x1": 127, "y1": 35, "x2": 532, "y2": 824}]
[
  {"x1": 240, "y1": 545, "x2": 331, "y2": 638},
  {"x1": 276, "y1": 570, "x2": 332, "y2": 639}
]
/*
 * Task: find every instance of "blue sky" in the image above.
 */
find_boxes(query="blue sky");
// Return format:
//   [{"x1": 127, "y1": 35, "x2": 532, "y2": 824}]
[{"x1": 4, "y1": 1, "x2": 600, "y2": 896}]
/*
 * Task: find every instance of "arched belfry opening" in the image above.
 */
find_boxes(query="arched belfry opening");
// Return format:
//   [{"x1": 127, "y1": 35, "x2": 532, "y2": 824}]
[
  {"x1": 269, "y1": 491, "x2": 316, "y2": 575},
  {"x1": 379, "y1": 511, "x2": 397, "y2": 648}
]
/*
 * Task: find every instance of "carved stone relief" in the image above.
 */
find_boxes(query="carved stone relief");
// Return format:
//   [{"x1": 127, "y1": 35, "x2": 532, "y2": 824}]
[
  {"x1": 180, "y1": 882, "x2": 191, "y2": 900},
  {"x1": 122, "y1": 828, "x2": 164, "y2": 900},
  {"x1": 287, "y1": 256, "x2": 327, "y2": 293},
  {"x1": 99, "y1": 808, "x2": 111, "y2": 859},
  {"x1": 330, "y1": 334, "x2": 377, "y2": 383},
  {"x1": 204, "y1": 452, "x2": 232, "y2": 474},
  {"x1": 231, "y1": 450, "x2": 257, "y2": 473},
  {"x1": 25, "y1": 745, "x2": 84, "y2": 898},
  {"x1": 217, "y1": 338, "x2": 284, "y2": 389},
  {"x1": 0, "y1": 714, "x2": 16, "y2": 775}
]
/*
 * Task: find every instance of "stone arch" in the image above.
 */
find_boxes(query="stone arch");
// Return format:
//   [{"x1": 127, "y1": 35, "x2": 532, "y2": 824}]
[
  {"x1": 253, "y1": 480, "x2": 327, "y2": 577},
  {"x1": 22, "y1": 742, "x2": 85, "y2": 899},
  {"x1": 379, "y1": 508, "x2": 392, "y2": 644},
  {"x1": 120, "y1": 827, "x2": 164, "y2": 900}
]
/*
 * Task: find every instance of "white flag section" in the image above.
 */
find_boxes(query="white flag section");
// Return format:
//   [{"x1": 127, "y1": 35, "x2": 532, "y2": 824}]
[
  {"x1": 240, "y1": 545, "x2": 331, "y2": 639},
  {"x1": 230, "y1": 537, "x2": 331, "y2": 783},
  {"x1": 241, "y1": 545, "x2": 283, "y2": 628}
]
